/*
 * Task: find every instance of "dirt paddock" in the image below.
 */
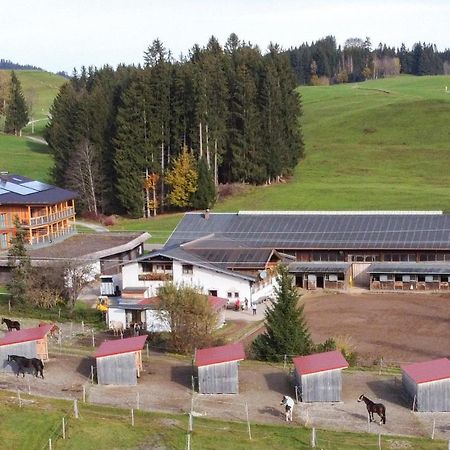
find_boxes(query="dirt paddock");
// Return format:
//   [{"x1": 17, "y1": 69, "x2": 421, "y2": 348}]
[{"x1": 0, "y1": 291, "x2": 449, "y2": 441}]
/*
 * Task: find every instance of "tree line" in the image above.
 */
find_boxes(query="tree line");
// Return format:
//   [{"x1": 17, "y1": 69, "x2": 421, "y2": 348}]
[
  {"x1": 287, "y1": 36, "x2": 450, "y2": 85},
  {"x1": 45, "y1": 34, "x2": 304, "y2": 217}
]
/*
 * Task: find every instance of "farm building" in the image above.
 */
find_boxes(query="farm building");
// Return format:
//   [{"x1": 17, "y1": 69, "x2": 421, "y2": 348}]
[
  {"x1": 95, "y1": 335, "x2": 147, "y2": 385},
  {"x1": 401, "y1": 358, "x2": 450, "y2": 412},
  {"x1": 162, "y1": 210, "x2": 450, "y2": 289},
  {"x1": 293, "y1": 350, "x2": 349, "y2": 402},
  {"x1": 289, "y1": 262, "x2": 351, "y2": 290},
  {"x1": 195, "y1": 342, "x2": 246, "y2": 394},
  {"x1": 368, "y1": 263, "x2": 450, "y2": 291},
  {"x1": 0, "y1": 324, "x2": 53, "y2": 373},
  {"x1": 106, "y1": 295, "x2": 227, "y2": 333}
]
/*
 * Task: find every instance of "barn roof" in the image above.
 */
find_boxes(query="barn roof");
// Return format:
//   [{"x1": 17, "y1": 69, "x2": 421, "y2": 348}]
[
  {"x1": 293, "y1": 350, "x2": 349, "y2": 375},
  {"x1": 289, "y1": 262, "x2": 351, "y2": 273},
  {"x1": 166, "y1": 211, "x2": 450, "y2": 250},
  {"x1": 0, "y1": 324, "x2": 53, "y2": 346},
  {"x1": 368, "y1": 262, "x2": 450, "y2": 275},
  {"x1": 95, "y1": 335, "x2": 147, "y2": 358},
  {"x1": 402, "y1": 358, "x2": 450, "y2": 384},
  {"x1": 196, "y1": 342, "x2": 245, "y2": 367}
]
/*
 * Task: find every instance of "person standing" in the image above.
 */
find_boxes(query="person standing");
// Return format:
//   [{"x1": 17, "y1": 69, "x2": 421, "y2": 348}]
[
  {"x1": 244, "y1": 297, "x2": 249, "y2": 310},
  {"x1": 252, "y1": 302, "x2": 257, "y2": 316}
]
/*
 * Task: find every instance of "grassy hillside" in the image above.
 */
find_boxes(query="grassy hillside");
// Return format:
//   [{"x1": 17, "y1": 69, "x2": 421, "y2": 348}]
[{"x1": 216, "y1": 75, "x2": 450, "y2": 211}]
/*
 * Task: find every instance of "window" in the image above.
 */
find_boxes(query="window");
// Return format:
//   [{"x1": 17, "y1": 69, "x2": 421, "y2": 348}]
[
  {"x1": 0, "y1": 233, "x2": 7, "y2": 249},
  {"x1": 328, "y1": 274, "x2": 338, "y2": 282},
  {"x1": 425, "y1": 275, "x2": 438, "y2": 282},
  {"x1": 234, "y1": 292, "x2": 239, "y2": 298},
  {"x1": 227, "y1": 292, "x2": 233, "y2": 298},
  {"x1": 0, "y1": 214, "x2": 6, "y2": 228},
  {"x1": 182, "y1": 264, "x2": 193, "y2": 275},
  {"x1": 380, "y1": 275, "x2": 388, "y2": 282}
]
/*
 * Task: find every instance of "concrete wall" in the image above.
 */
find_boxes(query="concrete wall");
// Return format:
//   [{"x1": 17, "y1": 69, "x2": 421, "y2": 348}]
[
  {"x1": 198, "y1": 361, "x2": 239, "y2": 394},
  {"x1": 295, "y1": 368, "x2": 343, "y2": 402},
  {"x1": 0, "y1": 342, "x2": 37, "y2": 374},
  {"x1": 97, "y1": 352, "x2": 137, "y2": 385}
]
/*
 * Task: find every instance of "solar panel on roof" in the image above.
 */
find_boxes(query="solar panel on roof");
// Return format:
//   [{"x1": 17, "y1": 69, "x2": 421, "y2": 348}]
[
  {"x1": 0, "y1": 188, "x2": 7, "y2": 195},
  {"x1": 3, "y1": 182, "x2": 35, "y2": 195},
  {"x1": 21, "y1": 181, "x2": 51, "y2": 191}
]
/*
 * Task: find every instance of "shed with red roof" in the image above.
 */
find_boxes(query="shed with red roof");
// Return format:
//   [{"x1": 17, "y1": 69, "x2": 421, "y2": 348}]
[
  {"x1": 293, "y1": 350, "x2": 349, "y2": 402},
  {"x1": 0, "y1": 324, "x2": 53, "y2": 373},
  {"x1": 95, "y1": 335, "x2": 147, "y2": 385},
  {"x1": 402, "y1": 358, "x2": 450, "y2": 412},
  {"x1": 195, "y1": 342, "x2": 245, "y2": 394}
]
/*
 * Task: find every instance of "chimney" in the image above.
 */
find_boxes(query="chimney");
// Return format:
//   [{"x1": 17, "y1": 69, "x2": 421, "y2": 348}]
[{"x1": 204, "y1": 208, "x2": 210, "y2": 220}]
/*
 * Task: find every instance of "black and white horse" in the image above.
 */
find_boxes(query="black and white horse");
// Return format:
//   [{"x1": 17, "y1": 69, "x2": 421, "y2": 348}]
[
  {"x1": 280, "y1": 395, "x2": 295, "y2": 422},
  {"x1": 358, "y1": 394, "x2": 386, "y2": 424},
  {"x1": 7, "y1": 355, "x2": 44, "y2": 379},
  {"x1": 2, "y1": 318, "x2": 20, "y2": 331}
]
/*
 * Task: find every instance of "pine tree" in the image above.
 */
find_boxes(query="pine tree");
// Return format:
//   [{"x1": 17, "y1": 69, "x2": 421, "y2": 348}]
[
  {"x1": 4, "y1": 71, "x2": 29, "y2": 135},
  {"x1": 252, "y1": 265, "x2": 312, "y2": 361},
  {"x1": 165, "y1": 146, "x2": 198, "y2": 208},
  {"x1": 191, "y1": 157, "x2": 216, "y2": 209},
  {"x1": 7, "y1": 216, "x2": 31, "y2": 305}
]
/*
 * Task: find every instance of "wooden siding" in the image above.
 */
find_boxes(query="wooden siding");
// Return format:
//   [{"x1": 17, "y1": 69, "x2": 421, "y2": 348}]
[
  {"x1": 371, "y1": 280, "x2": 449, "y2": 291},
  {"x1": 295, "y1": 368, "x2": 343, "y2": 402},
  {"x1": 97, "y1": 351, "x2": 139, "y2": 385},
  {"x1": 402, "y1": 372, "x2": 450, "y2": 412},
  {"x1": 0, "y1": 342, "x2": 37, "y2": 374},
  {"x1": 198, "y1": 361, "x2": 240, "y2": 394}
]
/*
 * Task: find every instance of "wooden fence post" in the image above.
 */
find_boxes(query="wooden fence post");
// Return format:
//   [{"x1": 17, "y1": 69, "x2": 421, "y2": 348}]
[
  {"x1": 131, "y1": 408, "x2": 135, "y2": 427},
  {"x1": 90, "y1": 365, "x2": 94, "y2": 384},
  {"x1": 82, "y1": 385, "x2": 86, "y2": 403},
  {"x1": 91, "y1": 330, "x2": 95, "y2": 347},
  {"x1": 311, "y1": 427, "x2": 316, "y2": 448},
  {"x1": 62, "y1": 417, "x2": 66, "y2": 439},
  {"x1": 295, "y1": 385, "x2": 299, "y2": 403},
  {"x1": 378, "y1": 433, "x2": 381, "y2": 450},
  {"x1": 245, "y1": 402, "x2": 252, "y2": 440},
  {"x1": 73, "y1": 399, "x2": 79, "y2": 419},
  {"x1": 48, "y1": 438, "x2": 52, "y2": 450},
  {"x1": 17, "y1": 389, "x2": 22, "y2": 407},
  {"x1": 431, "y1": 419, "x2": 436, "y2": 439}
]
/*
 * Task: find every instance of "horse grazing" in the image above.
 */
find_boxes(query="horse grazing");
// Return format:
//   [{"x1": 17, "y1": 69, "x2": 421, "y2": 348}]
[
  {"x1": 7, "y1": 355, "x2": 44, "y2": 379},
  {"x1": 1, "y1": 317, "x2": 20, "y2": 331},
  {"x1": 109, "y1": 320, "x2": 124, "y2": 336},
  {"x1": 280, "y1": 395, "x2": 295, "y2": 422},
  {"x1": 358, "y1": 394, "x2": 386, "y2": 424}
]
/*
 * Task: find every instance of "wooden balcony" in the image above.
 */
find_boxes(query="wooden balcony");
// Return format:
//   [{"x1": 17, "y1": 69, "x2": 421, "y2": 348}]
[
  {"x1": 138, "y1": 272, "x2": 173, "y2": 281},
  {"x1": 27, "y1": 207, "x2": 75, "y2": 227},
  {"x1": 30, "y1": 225, "x2": 75, "y2": 245}
]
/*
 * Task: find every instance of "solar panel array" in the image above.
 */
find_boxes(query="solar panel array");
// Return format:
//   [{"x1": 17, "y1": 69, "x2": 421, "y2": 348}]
[{"x1": 167, "y1": 213, "x2": 450, "y2": 250}]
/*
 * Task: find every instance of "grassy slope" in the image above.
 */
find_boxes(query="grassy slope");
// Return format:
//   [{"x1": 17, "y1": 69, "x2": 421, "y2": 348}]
[
  {"x1": 216, "y1": 75, "x2": 450, "y2": 211},
  {"x1": 0, "y1": 70, "x2": 66, "y2": 180},
  {"x1": 0, "y1": 391, "x2": 444, "y2": 450}
]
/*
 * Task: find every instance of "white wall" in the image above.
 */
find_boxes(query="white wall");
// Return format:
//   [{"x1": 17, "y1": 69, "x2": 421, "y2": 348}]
[{"x1": 107, "y1": 308, "x2": 126, "y2": 328}]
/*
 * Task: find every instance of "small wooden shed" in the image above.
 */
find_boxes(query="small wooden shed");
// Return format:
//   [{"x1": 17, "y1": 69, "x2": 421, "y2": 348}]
[
  {"x1": 95, "y1": 335, "x2": 147, "y2": 386},
  {"x1": 402, "y1": 358, "x2": 450, "y2": 412},
  {"x1": 293, "y1": 350, "x2": 348, "y2": 402},
  {"x1": 0, "y1": 324, "x2": 53, "y2": 373},
  {"x1": 196, "y1": 342, "x2": 245, "y2": 394}
]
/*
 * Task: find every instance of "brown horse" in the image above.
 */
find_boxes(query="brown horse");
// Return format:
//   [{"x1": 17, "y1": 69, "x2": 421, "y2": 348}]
[
  {"x1": 358, "y1": 394, "x2": 386, "y2": 424},
  {"x1": 2, "y1": 318, "x2": 20, "y2": 331}
]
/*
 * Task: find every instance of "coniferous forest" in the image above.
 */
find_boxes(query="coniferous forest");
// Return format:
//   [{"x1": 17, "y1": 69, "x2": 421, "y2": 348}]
[{"x1": 45, "y1": 34, "x2": 303, "y2": 217}]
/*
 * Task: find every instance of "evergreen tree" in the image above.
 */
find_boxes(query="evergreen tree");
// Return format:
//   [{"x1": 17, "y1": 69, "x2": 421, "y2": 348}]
[
  {"x1": 252, "y1": 265, "x2": 312, "y2": 361},
  {"x1": 191, "y1": 157, "x2": 216, "y2": 209},
  {"x1": 4, "y1": 71, "x2": 29, "y2": 135},
  {"x1": 7, "y1": 216, "x2": 31, "y2": 305}
]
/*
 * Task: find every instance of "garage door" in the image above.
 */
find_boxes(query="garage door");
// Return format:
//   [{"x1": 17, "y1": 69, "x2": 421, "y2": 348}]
[{"x1": 352, "y1": 263, "x2": 371, "y2": 287}]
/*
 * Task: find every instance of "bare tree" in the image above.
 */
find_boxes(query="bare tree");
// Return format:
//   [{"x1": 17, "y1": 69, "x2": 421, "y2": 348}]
[{"x1": 63, "y1": 259, "x2": 96, "y2": 312}]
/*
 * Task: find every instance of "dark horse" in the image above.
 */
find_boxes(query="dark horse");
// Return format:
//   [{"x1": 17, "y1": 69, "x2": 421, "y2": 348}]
[
  {"x1": 358, "y1": 394, "x2": 386, "y2": 424},
  {"x1": 7, "y1": 355, "x2": 44, "y2": 379},
  {"x1": 2, "y1": 318, "x2": 21, "y2": 331}
]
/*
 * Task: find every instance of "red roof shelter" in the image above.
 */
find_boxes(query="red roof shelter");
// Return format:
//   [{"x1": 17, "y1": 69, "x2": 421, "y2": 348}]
[
  {"x1": 0, "y1": 324, "x2": 53, "y2": 370},
  {"x1": 95, "y1": 335, "x2": 147, "y2": 385},
  {"x1": 293, "y1": 350, "x2": 348, "y2": 402},
  {"x1": 401, "y1": 358, "x2": 450, "y2": 411},
  {"x1": 196, "y1": 343, "x2": 245, "y2": 394}
]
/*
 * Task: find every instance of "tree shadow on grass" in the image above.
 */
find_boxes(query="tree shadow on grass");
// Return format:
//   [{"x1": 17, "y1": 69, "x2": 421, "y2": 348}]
[{"x1": 25, "y1": 138, "x2": 50, "y2": 155}]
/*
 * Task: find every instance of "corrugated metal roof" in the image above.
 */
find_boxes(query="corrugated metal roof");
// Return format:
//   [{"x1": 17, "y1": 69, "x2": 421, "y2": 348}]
[
  {"x1": 289, "y1": 262, "x2": 351, "y2": 273},
  {"x1": 95, "y1": 335, "x2": 147, "y2": 358},
  {"x1": 293, "y1": 350, "x2": 348, "y2": 375},
  {"x1": 166, "y1": 212, "x2": 450, "y2": 250},
  {"x1": 0, "y1": 324, "x2": 53, "y2": 346},
  {"x1": 196, "y1": 342, "x2": 245, "y2": 367},
  {"x1": 402, "y1": 358, "x2": 450, "y2": 384},
  {"x1": 368, "y1": 263, "x2": 450, "y2": 274},
  {"x1": 0, "y1": 173, "x2": 77, "y2": 205}
]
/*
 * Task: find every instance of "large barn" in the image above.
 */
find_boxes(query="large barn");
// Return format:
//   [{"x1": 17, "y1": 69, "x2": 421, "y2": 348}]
[
  {"x1": 401, "y1": 358, "x2": 450, "y2": 412},
  {"x1": 161, "y1": 211, "x2": 450, "y2": 289},
  {"x1": 293, "y1": 350, "x2": 349, "y2": 402},
  {"x1": 195, "y1": 342, "x2": 246, "y2": 394},
  {"x1": 95, "y1": 335, "x2": 147, "y2": 385},
  {"x1": 0, "y1": 324, "x2": 53, "y2": 373}
]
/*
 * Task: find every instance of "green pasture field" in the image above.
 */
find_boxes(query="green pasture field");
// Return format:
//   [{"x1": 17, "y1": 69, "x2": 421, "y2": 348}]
[
  {"x1": 0, "y1": 134, "x2": 51, "y2": 182},
  {"x1": 0, "y1": 391, "x2": 444, "y2": 450}
]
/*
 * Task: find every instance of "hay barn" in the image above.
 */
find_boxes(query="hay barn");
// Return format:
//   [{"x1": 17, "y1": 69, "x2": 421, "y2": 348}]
[
  {"x1": 293, "y1": 350, "x2": 348, "y2": 402},
  {"x1": 95, "y1": 335, "x2": 147, "y2": 385},
  {"x1": 196, "y1": 342, "x2": 245, "y2": 394},
  {"x1": 402, "y1": 358, "x2": 450, "y2": 412},
  {"x1": 0, "y1": 324, "x2": 52, "y2": 373}
]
